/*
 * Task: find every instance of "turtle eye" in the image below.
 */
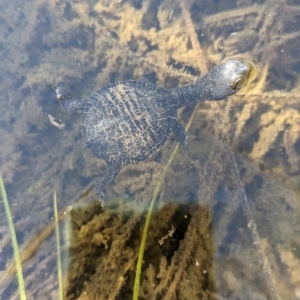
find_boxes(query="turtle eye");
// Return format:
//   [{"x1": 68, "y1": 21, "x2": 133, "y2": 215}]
[{"x1": 231, "y1": 78, "x2": 243, "y2": 90}]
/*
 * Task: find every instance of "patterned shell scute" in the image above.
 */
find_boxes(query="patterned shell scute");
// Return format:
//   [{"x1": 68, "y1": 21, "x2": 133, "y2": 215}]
[{"x1": 81, "y1": 80, "x2": 177, "y2": 164}]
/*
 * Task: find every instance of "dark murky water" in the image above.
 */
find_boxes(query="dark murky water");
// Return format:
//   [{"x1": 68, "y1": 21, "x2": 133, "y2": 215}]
[{"x1": 1, "y1": 0, "x2": 300, "y2": 299}]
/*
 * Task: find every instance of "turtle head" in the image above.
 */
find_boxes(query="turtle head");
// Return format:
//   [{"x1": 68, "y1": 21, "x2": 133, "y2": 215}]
[{"x1": 207, "y1": 59, "x2": 254, "y2": 100}]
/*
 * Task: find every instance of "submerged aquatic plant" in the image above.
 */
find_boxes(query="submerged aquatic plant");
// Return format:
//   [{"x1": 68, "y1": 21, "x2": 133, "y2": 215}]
[
  {"x1": 133, "y1": 69, "x2": 202, "y2": 300},
  {"x1": 53, "y1": 192, "x2": 64, "y2": 300},
  {"x1": 0, "y1": 173, "x2": 27, "y2": 300}
]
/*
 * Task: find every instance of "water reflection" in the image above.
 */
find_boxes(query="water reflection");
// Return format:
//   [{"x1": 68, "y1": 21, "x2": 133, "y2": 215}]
[{"x1": 0, "y1": 0, "x2": 300, "y2": 299}]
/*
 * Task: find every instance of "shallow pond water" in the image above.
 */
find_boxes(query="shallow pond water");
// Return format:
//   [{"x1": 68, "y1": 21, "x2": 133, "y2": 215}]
[{"x1": 0, "y1": 0, "x2": 300, "y2": 299}]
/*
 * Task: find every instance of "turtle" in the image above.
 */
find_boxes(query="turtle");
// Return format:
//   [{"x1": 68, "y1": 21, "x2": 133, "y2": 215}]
[{"x1": 54, "y1": 59, "x2": 253, "y2": 200}]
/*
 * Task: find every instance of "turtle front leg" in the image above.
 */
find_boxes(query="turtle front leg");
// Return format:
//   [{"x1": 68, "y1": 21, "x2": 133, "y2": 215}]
[
  {"x1": 95, "y1": 161, "x2": 121, "y2": 200},
  {"x1": 54, "y1": 84, "x2": 85, "y2": 112},
  {"x1": 173, "y1": 121, "x2": 188, "y2": 148}
]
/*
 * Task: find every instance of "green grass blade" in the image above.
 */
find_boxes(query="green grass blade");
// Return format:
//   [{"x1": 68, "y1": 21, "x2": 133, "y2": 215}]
[
  {"x1": 53, "y1": 192, "x2": 64, "y2": 300},
  {"x1": 132, "y1": 105, "x2": 199, "y2": 300},
  {"x1": 0, "y1": 172, "x2": 27, "y2": 300},
  {"x1": 132, "y1": 144, "x2": 179, "y2": 300}
]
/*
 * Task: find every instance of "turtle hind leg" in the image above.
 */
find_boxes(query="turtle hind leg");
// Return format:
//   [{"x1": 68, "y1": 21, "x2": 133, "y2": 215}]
[
  {"x1": 54, "y1": 84, "x2": 85, "y2": 112},
  {"x1": 173, "y1": 121, "x2": 188, "y2": 148},
  {"x1": 95, "y1": 161, "x2": 121, "y2": 200}
]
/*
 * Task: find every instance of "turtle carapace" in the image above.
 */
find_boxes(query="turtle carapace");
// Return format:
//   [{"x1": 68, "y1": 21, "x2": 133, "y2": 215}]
[{"x1": 55, "y1": 59, "x2": 253, "y2": 200}]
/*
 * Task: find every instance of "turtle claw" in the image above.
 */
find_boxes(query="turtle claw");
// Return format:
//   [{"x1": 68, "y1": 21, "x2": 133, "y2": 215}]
[
  {"x1": 53, "y1": 84, "x2": 64, "y2": 101},
  {"x1": 100, "y1": 199, "x2": 106, "y2": 211},
  {"x1": 95, "y1": 178, "x2": 107, "y2": 201}
]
